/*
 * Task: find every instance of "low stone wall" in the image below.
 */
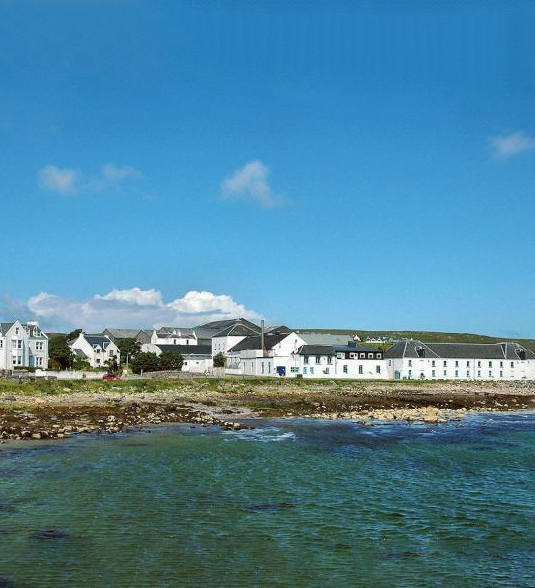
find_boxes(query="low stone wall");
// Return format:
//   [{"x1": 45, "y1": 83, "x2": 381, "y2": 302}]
[{"x1": 144, "y1": 370, "x2": 200, "y2": 380}]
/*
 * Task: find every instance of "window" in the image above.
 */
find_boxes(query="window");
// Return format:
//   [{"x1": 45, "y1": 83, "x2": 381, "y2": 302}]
[
  {"x1": 343, "y1": 365, "x2": 348, "y2": 374},
  {"x1": 368, "y1": 353, "x2": 373, "y2": 359},
  {"x1": 17, "y1": 340, "x2": 22, "y2": 349},
  {"x1": 477, "y1": 370, "x2": 481, "y2": 377},
  {"x1": 455, "y1": 370, "x2": 459, "y2": 378},
  {"x1": 466, "y1": 371, "x2": 470, "y2": 378},
  {"x1": 36, "y1": 357, "x2": 43, "y2": 366},
  {"x1": 466, "y1": 361, "x2": 470, "y2": 367},
  {"x1": 377, "y1": 353, "x2": 382, "y2": 359},
  {"x1": 432, "y1": 369, "x2": 436, "y2": 377},
  {"x1": 0, "y1": 340, "x2": 3, "y2": 349},
  {"x1": 489, "y1": 371, "x2": 492, "y2": 378},
  {"x1": 324, "y1": 368, "x2": 330, "y2": 375},
  {"x1": 443, "y1": 361, "x2": 447, "y2": 367},
  {"x1": 431, "y1": 360, "x2": 436, "y2": 367},
  {"x1": 499, "y1": 361, "x2": 503, "y2": 368},
  {"x1": 303, "y1": 367, "x2": 308, "y2": 374},
  {"x1": 309, "y1": 367, "x2": 314, "y2": 375},
  {"x1": 477, "y1": 361, "x2": 481, "y2": 368},
  {"x1": 388, "y1": 360, "x2": 392, "y2": 366},
  {"x1": 499, "y1": 371, "x2": 503, "y2": 378},
  {"x1": 455, "y1": 361, "x2": 459, "y2": 367},
  {"x1": 304, "y1": 356, "x2": 309, "y2": 364},
  {"x1": 443, "y1": 370, "x2": 447, "y2": 377},
  {"x1": 408, "y1": 369, "x2": 412, "y2": 378},
  {"x1": 327, "y1": 356, "x2": 333, "y2": 365},
  {"x1": 510, "y1": 361, "x2": 514, "y2": 368},
  {"x1": 290, "y1": 367, "x2": 299, "y2": 373},
  {"x1": 315, "y1": 356, "x2": 321, "y2": 364},
  {"x1": 337, "y1": 353, "x2": 343, "y2": 359},
  {"x1": 376, "y1": 365, "x2": 381, "y2": 374},
  {"x1": 15, "y1": 328, "x2": 19, "y2": 335},
  {"x1": 358, "y1": 365, "x2": 363, "y2": 375},
  {"x1": 489, "y1": 361, "x2": 493, "y2": 367},
  {"x1": 359, "y1": 353, "x2": 365, "y2": 359},
  {"x1": 408, "y1": 360, "x2": 412, "y2": 367},
  {"x1": 261, "y1": 362, "x2": 265, "y2": 374}
]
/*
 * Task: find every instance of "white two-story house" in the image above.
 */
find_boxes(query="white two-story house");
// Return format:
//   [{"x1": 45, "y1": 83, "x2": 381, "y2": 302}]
[
  {"x1": 150, "y1": 327, "x2": 197, "y2": 346},
  {"x1": 69, "y1": 333, "x2": 120, "y2": 368},
  {"x1": 0, "y1": 320, "x2": 49, "y2": 370}
]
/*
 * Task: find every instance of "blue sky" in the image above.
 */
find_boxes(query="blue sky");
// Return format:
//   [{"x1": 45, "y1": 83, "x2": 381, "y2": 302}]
[{"x1": 1, "y1": 0, "x2": 534, "y2": 336}]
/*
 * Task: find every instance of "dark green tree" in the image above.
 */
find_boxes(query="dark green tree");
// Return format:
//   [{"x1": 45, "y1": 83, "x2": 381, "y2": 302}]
[
  {"x1": 66, "y1": 328, "x2": 82, "y2": 342},
  {"x1": 48, "y1": 335, "x2": 74, "y2": 370},
  {"x1": 159, "y1": 351, "x2": 183, "y2": 371},
  {"x1": 117, "y1": 338, "x2": 141, "y2": 364},
  {"x1": 130, "y1": 352, "x2": 161, "y2": 375},
  {"x1": 213, "y1": 352, "x2": 226, "y2": 368}
]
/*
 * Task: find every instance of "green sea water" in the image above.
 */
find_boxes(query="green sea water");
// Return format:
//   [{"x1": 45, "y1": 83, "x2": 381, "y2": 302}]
[{"x1": 1, "y1": 413, "x2": 535, "y2": 587}]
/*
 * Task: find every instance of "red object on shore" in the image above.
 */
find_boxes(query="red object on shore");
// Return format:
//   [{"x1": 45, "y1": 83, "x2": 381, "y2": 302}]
[{"x1": 102, "y1": 375, "x2": 121, "y2": 381}]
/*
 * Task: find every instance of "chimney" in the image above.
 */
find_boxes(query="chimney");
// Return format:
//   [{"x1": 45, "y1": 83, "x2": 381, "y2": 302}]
[{"x1": 261, "y1": 320, "x2": 265, "y2": 357}]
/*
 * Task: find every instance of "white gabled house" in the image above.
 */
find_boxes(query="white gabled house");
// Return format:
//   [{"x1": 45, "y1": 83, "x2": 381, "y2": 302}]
[
  {"x1": 141, "y1": 343, "x2": 213, "y2": 373},
  {"x1": 384, "y1": 340, "x2": 535, "y2": 381},
  {"x1": 211, "y1": 321, "x2": 261, "y2": 356},
  {"x1": 0, "y1": 320, "x2": 49, "y2": 370},
  {"x1": 69, "y1": 333, "x2": 120, "y2": 369},
  {"x1": 150, "y1": 327, "x2": 197, "y2": 346}
]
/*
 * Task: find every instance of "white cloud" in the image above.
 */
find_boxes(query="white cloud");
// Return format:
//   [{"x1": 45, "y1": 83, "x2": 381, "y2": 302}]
[
  {"x1": 489, "y1": 131, "x2": 535, "y2": 159},
  {"x1": 221, "y1": 160, "x2": 282, "y2": 208},
  {"x1": 37, "y1": 162, "x2": 142, "y2": 195},
  {"x1": 38, "y1": 165, "x2": 80, "y2": 195},
  {"x1": 14, "y1": 287, "x2": 263, "y2": 331}
]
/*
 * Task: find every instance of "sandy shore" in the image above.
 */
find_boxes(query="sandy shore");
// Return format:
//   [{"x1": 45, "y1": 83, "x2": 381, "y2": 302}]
[{"x1": 1, "y1": 378, "x2": 534, "y2": 442}]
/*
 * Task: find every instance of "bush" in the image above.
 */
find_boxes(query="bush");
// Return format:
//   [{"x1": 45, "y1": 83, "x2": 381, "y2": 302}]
[
  {"x1": 159, "y1": 351, "x2": 183, "y2": 371},
  {"x1": 130, "y1": 352, "x2": 161, "y2": 375},
  {"x1": 213, "y1": 352, "x2": 226, "y2": 368}
]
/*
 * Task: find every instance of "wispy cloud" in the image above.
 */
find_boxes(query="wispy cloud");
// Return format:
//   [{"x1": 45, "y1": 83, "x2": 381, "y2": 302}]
[
  {"x1": 37, "y1": 162, "x2": 142, "y2": 195},
  {"x1": 489, "y1": 131, "x2": 535, "y2": 160},
  {"x1": 221, "y1": 160, "x2": 282, "y2": 208},
  {"x1": 2, "y1": 287, "x2": 263, "y2": 332},
  {"x1": 38, "y1": 165, "x2": 80, "y2": 195}
]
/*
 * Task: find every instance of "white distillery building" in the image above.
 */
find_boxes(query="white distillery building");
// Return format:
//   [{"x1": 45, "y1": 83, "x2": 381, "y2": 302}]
[
  {"x1": 384, "y1": 340, "x2": 535, "y2": 381},
  {"x1": 150, "y1": 327, "x2": 197, "y2": 346},
  {"x1": 141, "y1": 343, "x2": 213, "y2": 373},
  {"x1": 225, "y1": 331, "x2": 386, "y2": 379},
  {"x1": 69, "y1": 333, "x2": 120, "y2": 369},
  {"x1": 0, "y1": 320, "x2": 49, "y2": 370}
]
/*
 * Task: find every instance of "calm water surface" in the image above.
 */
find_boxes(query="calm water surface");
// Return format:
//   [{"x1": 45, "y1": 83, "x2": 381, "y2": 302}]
[{"x1": 1, "y1": 413, "x2": 535, "y2": 587}]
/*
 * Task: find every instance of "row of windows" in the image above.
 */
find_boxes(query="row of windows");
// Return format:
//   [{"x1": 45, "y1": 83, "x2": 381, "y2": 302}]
[
  {"x1": 409, "y1": 369, "x2": 512, "y2": 379},
  {"x1": 336, "y1": 352, "x2": 382, "y2": 360},
  {"x1": 293, "y1": 364, "x2": 382, "y2": 375},
  {"x1": 409, "y1": 359, "x2": 516, "y2": 368}
]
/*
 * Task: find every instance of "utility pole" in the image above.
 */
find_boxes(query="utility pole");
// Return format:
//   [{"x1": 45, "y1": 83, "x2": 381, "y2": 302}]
[{"x1": 261, "y1": 320, "x2": 265, "y2": 357}]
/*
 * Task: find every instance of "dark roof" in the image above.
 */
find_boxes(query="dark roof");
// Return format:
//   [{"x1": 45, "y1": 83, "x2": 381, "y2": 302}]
[
  {"x1": 385, "y1": 340, "x2": 535, "y2": 360},
  {"x1": 156, "y1": 327, "x2": 195, "y2": 337},
  {"x1": 0, "y1": 322, "x2": 15, "y2": 335},
  {"x1": 155, "y1": 344, "x2": 212, "y2": 356},
  {"x1": 298, "y1": 345, "x2": 336, "y2": 356},
  {"x1": 265, "y1": 325, "x2": 292, "y2": 334},
  {"x1": 213, "y1": 323, "x2": 260, "y2": 337},
  {"x1": 84, "y1": 334, "x2": 113, "y2": 348},
  {"x1": 103, "y1": 328, "x2": 143, "y2": 340},
  {"x1": 228, "y1": 334, "x2": 287, "y2": 352}
]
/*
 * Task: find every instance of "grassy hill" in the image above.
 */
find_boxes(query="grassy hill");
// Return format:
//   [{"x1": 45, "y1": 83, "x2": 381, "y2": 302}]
[{"x1": 296, "y1": 328, "x2": 535, "y2": 353}]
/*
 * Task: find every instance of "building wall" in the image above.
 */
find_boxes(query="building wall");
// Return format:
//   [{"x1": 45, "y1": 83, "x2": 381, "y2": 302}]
[
  {"x1": 212, "y1": 335, "x2": 246, "y2": 356},
  {"x1": 70, "y1": 334, "x2": 120, "y2": 369},
  {"x1": 386, "y1": 357, "x2": 535, "y2": 380},
  {"x1": 0, "y1": 321, "x2": 49, "y2": 370}
]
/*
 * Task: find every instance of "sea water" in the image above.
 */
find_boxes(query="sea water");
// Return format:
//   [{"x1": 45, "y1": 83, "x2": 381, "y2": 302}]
[{"x1": 1, "y1": 413, "x2": 535, "y2": 587}]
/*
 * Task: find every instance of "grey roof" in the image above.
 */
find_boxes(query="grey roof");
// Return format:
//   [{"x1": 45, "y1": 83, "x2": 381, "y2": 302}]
[
  {"x1": 228, "y1": 334, "x2": 287, "y2": 352},
  {"x1": 298, "y1": 345, "x2": 336, "y2": 356},
  {"x1": 299, "y1": 333, "x2": 354, "y2": 346},
  {"x1": 84, "y1": 334, "x2": 113, "y2": 349},
  {"x1": 155, "y1": 344, "x2": 212, "y2": 357},
  {"x1": 103, "y1": 328, "x2": 143, "y2": 340},
  {"x1": 264, "y1": 325, "x2": 292, "y2": 334},
  {"x1": 213, "y1": 323, "x2": 260, "y2": 337},
  {"x1": 0, "y1": 322, "x2": 15, "y2": 335},
  {"x1": 156, "y1": 327, "x2": 196, "y2": 338},
  {"x1": 385, "y1": 340, "x2": 535, "y2": 360}
]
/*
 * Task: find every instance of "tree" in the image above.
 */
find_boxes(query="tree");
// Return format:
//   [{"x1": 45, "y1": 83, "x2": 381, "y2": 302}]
[
  {"x1": 48, "y1": 335, "x2": 74, "y2": 370},
  {"x1": 130, "y1": 352, "x2": 161, "y2": 375},
  {"x1": 73, "y1": 356, "x2": 91, "y2": 371},
  {"x1": 66, "y1": 329, "x2": 82, "y2": 342},
  {"x1": 117, "y1": 338, "x2": 141, "y2": 365},
  {"x1": 159, "y1": 351, "x2": 183, "y2": 371},
  {"x1": 213, "y1": 352, "x2": 226, "y2": 368},
  {"x1": 105, "y1": 355, "x2": 121, "y2": 376}
]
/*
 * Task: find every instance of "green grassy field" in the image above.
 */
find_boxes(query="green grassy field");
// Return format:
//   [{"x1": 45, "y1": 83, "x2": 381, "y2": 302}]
[{"x1": 296, "y1": 328, "x2": 535, "y2": 353}]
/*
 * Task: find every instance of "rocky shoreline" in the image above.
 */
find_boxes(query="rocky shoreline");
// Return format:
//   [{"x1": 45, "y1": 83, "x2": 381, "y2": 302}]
[{"x1": 1, "y1": 378, "x2": 534, "y2": 443}]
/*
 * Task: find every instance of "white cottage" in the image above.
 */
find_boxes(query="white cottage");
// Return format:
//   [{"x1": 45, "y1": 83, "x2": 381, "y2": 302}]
[{"x1": 69, "y1": 333, "x2": 120, "y2": 369}]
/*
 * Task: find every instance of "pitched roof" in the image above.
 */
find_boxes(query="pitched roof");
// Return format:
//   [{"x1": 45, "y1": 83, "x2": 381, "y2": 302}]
[
  {"x1": 298, "y1": 345, "x2": 336, "y2": 356},
  {"x1": 155, "y1": 344, "x2": 212, "y2": 356},
  {"x1": 83, "y1": 334, "x2": 113, "y2": 348},
  {"x1": 156, "y1": 327, "x2": 195, "y2": 338},
  {"x1": 0, "y1": 322, "x2": 15, "y2": 335},
  {"x1": 213, "y1": 323, "x2": 260, "y2": 337},
  {"x1": 103, "y1": 328, "x2": 143, "y2": 340},
  {"x1": 385, "y1": 340, "x2": 535, "y2": 360},
  {"x1": 227, "y1": 333, "x2": 287, "y2": 352}
]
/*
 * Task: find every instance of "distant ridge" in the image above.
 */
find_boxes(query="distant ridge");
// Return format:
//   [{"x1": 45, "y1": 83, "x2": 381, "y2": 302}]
[{"x1": 295, "y1": 329, "x2": 535, "y2": 353}]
